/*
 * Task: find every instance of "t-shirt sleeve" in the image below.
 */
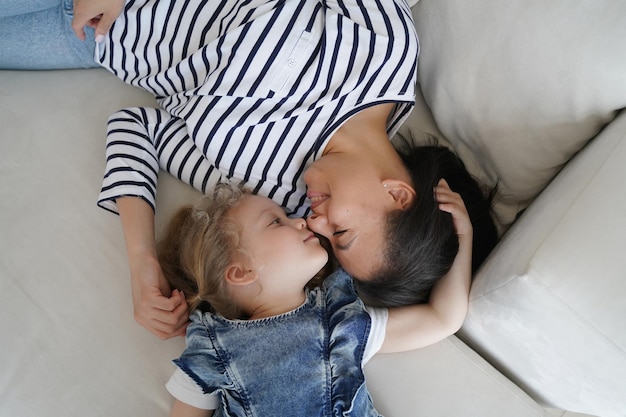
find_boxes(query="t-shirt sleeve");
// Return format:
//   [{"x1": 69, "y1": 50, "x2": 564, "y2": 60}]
[
  {"x1": 166, "y1": 368, "x2": 220, "y2": 410},
  {"x1": 362, "y1": 306, "x2": 388, "y2": 365},
  {"x1": 97, "y1": 107, "x2": 223, "y2": 215}
]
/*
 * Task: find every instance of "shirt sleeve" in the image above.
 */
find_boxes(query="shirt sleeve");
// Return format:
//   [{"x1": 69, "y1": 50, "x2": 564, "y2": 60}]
[
  {"x1": 166, "y1": 368, "x2": 220, "y2": 410},
  {"x1": 362, "y1": 306, "x2": 388, "y2": 365},
  {"x1": 97, "y1": 107, "x2": 223, "y2": 214}
]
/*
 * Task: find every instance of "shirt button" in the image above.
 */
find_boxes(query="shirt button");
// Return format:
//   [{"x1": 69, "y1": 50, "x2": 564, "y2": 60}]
[{"x1": 288, "y1": 58, "x2": 296, "y2": 67}]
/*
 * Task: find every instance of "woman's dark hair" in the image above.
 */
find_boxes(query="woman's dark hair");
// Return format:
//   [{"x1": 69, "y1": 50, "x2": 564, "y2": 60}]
[{"x1": 354, "y1": 137, "x2": 498, "y2": 307}]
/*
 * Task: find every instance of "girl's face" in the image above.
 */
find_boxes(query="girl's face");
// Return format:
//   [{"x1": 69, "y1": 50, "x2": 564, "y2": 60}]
[{"x1": 229, "y1": 195, "x2": 329, "y2": 287}]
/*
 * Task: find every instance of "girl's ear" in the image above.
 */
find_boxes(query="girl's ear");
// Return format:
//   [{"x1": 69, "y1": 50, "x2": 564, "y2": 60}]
[
  {"x1": 224, "y1": 263, "x2": 257, "y2": 286},
  {"x1": 383, "y1": 179, "x2": 416, "y2": 209}
]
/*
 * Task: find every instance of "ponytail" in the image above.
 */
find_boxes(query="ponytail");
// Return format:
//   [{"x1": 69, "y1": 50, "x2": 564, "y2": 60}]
[{"x1": 157, "y1": 184, "x2": 248, "y2": 318}]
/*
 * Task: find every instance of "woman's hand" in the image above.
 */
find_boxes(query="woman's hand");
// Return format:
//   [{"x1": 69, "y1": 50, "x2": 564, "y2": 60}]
[
  {"x1": 117, "y1": 197, "x2": 190, "y2": 340},
  {"x1": 71, "y1": 0, "x2": 125, "y2": 42},
  {"x1": 130, "y1": 253, "x2": 190, "y2": 340}
]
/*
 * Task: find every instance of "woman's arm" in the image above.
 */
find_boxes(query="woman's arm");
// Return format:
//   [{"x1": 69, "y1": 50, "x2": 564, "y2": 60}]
[
  {"x1": 100, "y1": 107, "x2": 223, "y2": 339},
  {"x1": 170, "y1": 399, "x2": 214, "y2": 417},
  {"x1": 379, "y1": 180, "x2": 473, "y2": 353},
  {"x1": 117, "y1": 196, "x2": 189, "y2": 340}
]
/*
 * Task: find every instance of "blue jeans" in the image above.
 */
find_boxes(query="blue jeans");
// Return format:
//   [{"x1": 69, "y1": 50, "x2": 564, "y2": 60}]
[{"x1": 0, "y1": 0, "x2": 98, "y2": 69}]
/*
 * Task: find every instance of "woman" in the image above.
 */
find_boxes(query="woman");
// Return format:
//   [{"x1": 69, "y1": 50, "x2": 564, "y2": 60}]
[{"x1": 0, "y1": 0, "x2": 497, "y2": 339}]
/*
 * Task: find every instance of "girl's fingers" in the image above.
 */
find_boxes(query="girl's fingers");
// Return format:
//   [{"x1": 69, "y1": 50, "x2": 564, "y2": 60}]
[{"x1": 434, "y1": 179, "x2": 473, "y2": 236}]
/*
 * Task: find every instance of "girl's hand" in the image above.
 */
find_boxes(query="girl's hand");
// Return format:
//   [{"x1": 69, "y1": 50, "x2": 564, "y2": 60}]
[
  {"x1": 435, "y1": 179, "x2": 473, "y2": 239},
  {"x1": 130, "y1": 254, "x2": 190, "y2": 340},
  {"x1": 380, "y1": 179, "x2": 474, "y2": 353},
  {"x1": 71, "y1": 0, "x2": 125, "y2": 42}
]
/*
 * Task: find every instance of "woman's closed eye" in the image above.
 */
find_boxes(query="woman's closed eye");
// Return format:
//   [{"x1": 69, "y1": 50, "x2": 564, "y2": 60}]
[{"x1": 332, "y1": 229, "x2": 356, "y2": 251}]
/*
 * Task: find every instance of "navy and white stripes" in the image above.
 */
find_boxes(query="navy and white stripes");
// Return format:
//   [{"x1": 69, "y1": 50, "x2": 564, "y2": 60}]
[{"x1": 97, "y1": 0, "x2": 419, "y2": 217}]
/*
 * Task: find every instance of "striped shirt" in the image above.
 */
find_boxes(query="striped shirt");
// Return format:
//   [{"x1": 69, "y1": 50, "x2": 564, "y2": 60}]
[{"x1": 97, "y1": 0, "x2": 419, "y2": 217}]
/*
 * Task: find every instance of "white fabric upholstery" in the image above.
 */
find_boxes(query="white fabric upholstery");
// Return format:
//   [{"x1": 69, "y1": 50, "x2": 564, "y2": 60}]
[
  {"x1": 366, "y1": 336, "x2": 546, "y2": 417},
  {"x1": 459, "y1": 110, "x2": 626, "y2": 417},
  {"x1": 3, "y1": 1, "x2": 625, "y2": 415},
  {"x1": 398, "y1": 1, "x2": 626, "y2": 414},
  {"x1": 411, "y1": 0, "x2": 626, "y2": 229},
  {"x1": 0, "y1": 69, "x2": 545, "y2": 416}
]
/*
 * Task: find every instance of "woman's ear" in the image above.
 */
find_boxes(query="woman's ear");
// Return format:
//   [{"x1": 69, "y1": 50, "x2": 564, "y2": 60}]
[
  {"x1": 383, "y1": 179, "x2": 416, "y2": 209},
  {"x1": 224, "y1": 263, "x2": 257, "y2": 286}
]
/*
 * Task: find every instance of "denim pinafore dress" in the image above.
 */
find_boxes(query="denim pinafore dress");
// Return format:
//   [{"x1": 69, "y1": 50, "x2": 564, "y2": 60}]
[{"x1": 173, "y1": 270, "x2": 383, "y2": 417}]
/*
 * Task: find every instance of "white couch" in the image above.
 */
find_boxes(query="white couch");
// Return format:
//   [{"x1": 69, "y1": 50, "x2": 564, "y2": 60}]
[
  {"x1": 405, "y1": 2, "x2": 626, "y2": 416},
  {"x1": 1, "y1": 1, "x2": 624, "y2": 416}
]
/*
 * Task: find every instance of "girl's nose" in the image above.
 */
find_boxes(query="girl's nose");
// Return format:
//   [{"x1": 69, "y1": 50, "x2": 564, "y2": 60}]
[{"x1": 291, "y1": 217, "x2": 307, "y2": 229}]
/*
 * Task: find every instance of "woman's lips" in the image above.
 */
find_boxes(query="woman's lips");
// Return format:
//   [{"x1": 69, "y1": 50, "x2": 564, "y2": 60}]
[{"x1": 307, "y1": 192, "x2": 328, "y2": 210}]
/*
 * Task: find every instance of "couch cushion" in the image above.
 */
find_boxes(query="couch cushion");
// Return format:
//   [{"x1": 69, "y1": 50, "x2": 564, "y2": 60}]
[
  {"x1": 410, "y1": 0, "x2": 626, "y2": 229},
  {"x1": 459, "y1": 110, "x2": 626, "y2": 416},
  {"x1": 365, "y1": 336, "x2": 546, "y2": 417}
]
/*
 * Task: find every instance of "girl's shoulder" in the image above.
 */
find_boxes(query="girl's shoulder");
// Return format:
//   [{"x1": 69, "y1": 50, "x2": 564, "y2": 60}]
[
  {"x1": 322, "y1": 268, "x2": 355, "y2": 292},
  {"x1": 322, "y1": 269, "x2": 368, "y2": 319}
]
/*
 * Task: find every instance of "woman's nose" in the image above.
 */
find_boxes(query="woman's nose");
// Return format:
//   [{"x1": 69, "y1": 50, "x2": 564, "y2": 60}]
[{"x1": 306, "y1": 213, "x2": 328, "y2": 235}]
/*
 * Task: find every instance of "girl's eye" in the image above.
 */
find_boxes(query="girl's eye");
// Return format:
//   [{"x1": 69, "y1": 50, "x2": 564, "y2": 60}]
[
  {"x1": 270, "y1": 218, "x2": 281, "y2": 226},
  {"x1": 333, "y1": 229, "x2": 347, "y2": 236}
]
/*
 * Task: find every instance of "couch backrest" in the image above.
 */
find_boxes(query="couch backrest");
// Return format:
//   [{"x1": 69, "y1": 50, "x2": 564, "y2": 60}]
[{"x1": 404, "y1": 0, "x2": 626, "y2": 230}]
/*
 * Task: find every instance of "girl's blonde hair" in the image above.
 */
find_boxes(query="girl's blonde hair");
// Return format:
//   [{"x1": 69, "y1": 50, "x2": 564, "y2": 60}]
[
  {"x1": 158, "y1": 183, "x2": 336, "y2": 319},
  {"x1": 157, "y1": 183, "x2": 247, "y2": 319}
]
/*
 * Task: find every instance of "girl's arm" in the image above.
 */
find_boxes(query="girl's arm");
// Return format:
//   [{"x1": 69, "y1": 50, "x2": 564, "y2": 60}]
[
  {"x1": 379, "y1": 180, "x2": 474, "y2": 353},
  {"x1": 170, "y1": 399, "x2": 214, "y2": 417}
]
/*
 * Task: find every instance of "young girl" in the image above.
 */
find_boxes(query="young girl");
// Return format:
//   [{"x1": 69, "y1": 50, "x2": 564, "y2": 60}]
[{"x1": 158, "y1": 180, "x2": 472, "y2": 417}]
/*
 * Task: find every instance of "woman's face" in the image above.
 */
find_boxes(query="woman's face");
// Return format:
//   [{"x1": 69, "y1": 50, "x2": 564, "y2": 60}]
[{"x1": 304, "y1": 153, "x2": 410, "y2": 280}]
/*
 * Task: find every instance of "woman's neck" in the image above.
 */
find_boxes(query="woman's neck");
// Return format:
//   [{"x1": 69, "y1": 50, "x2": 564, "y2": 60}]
[
  {"x1": 323, "y1": 103, "x2": 393, "y2": 154},
  {"x1": 323, "y1": 103, "x2": 411, "y2": 183}
]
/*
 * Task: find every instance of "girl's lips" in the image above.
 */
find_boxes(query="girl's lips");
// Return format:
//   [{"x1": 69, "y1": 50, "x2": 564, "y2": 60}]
[
  {"x1": 307, "y1": 192, "x2": 329, "y2": 210},
  {"x1": 304, "y1": 233, "x2": 318, "y2": 243}
]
